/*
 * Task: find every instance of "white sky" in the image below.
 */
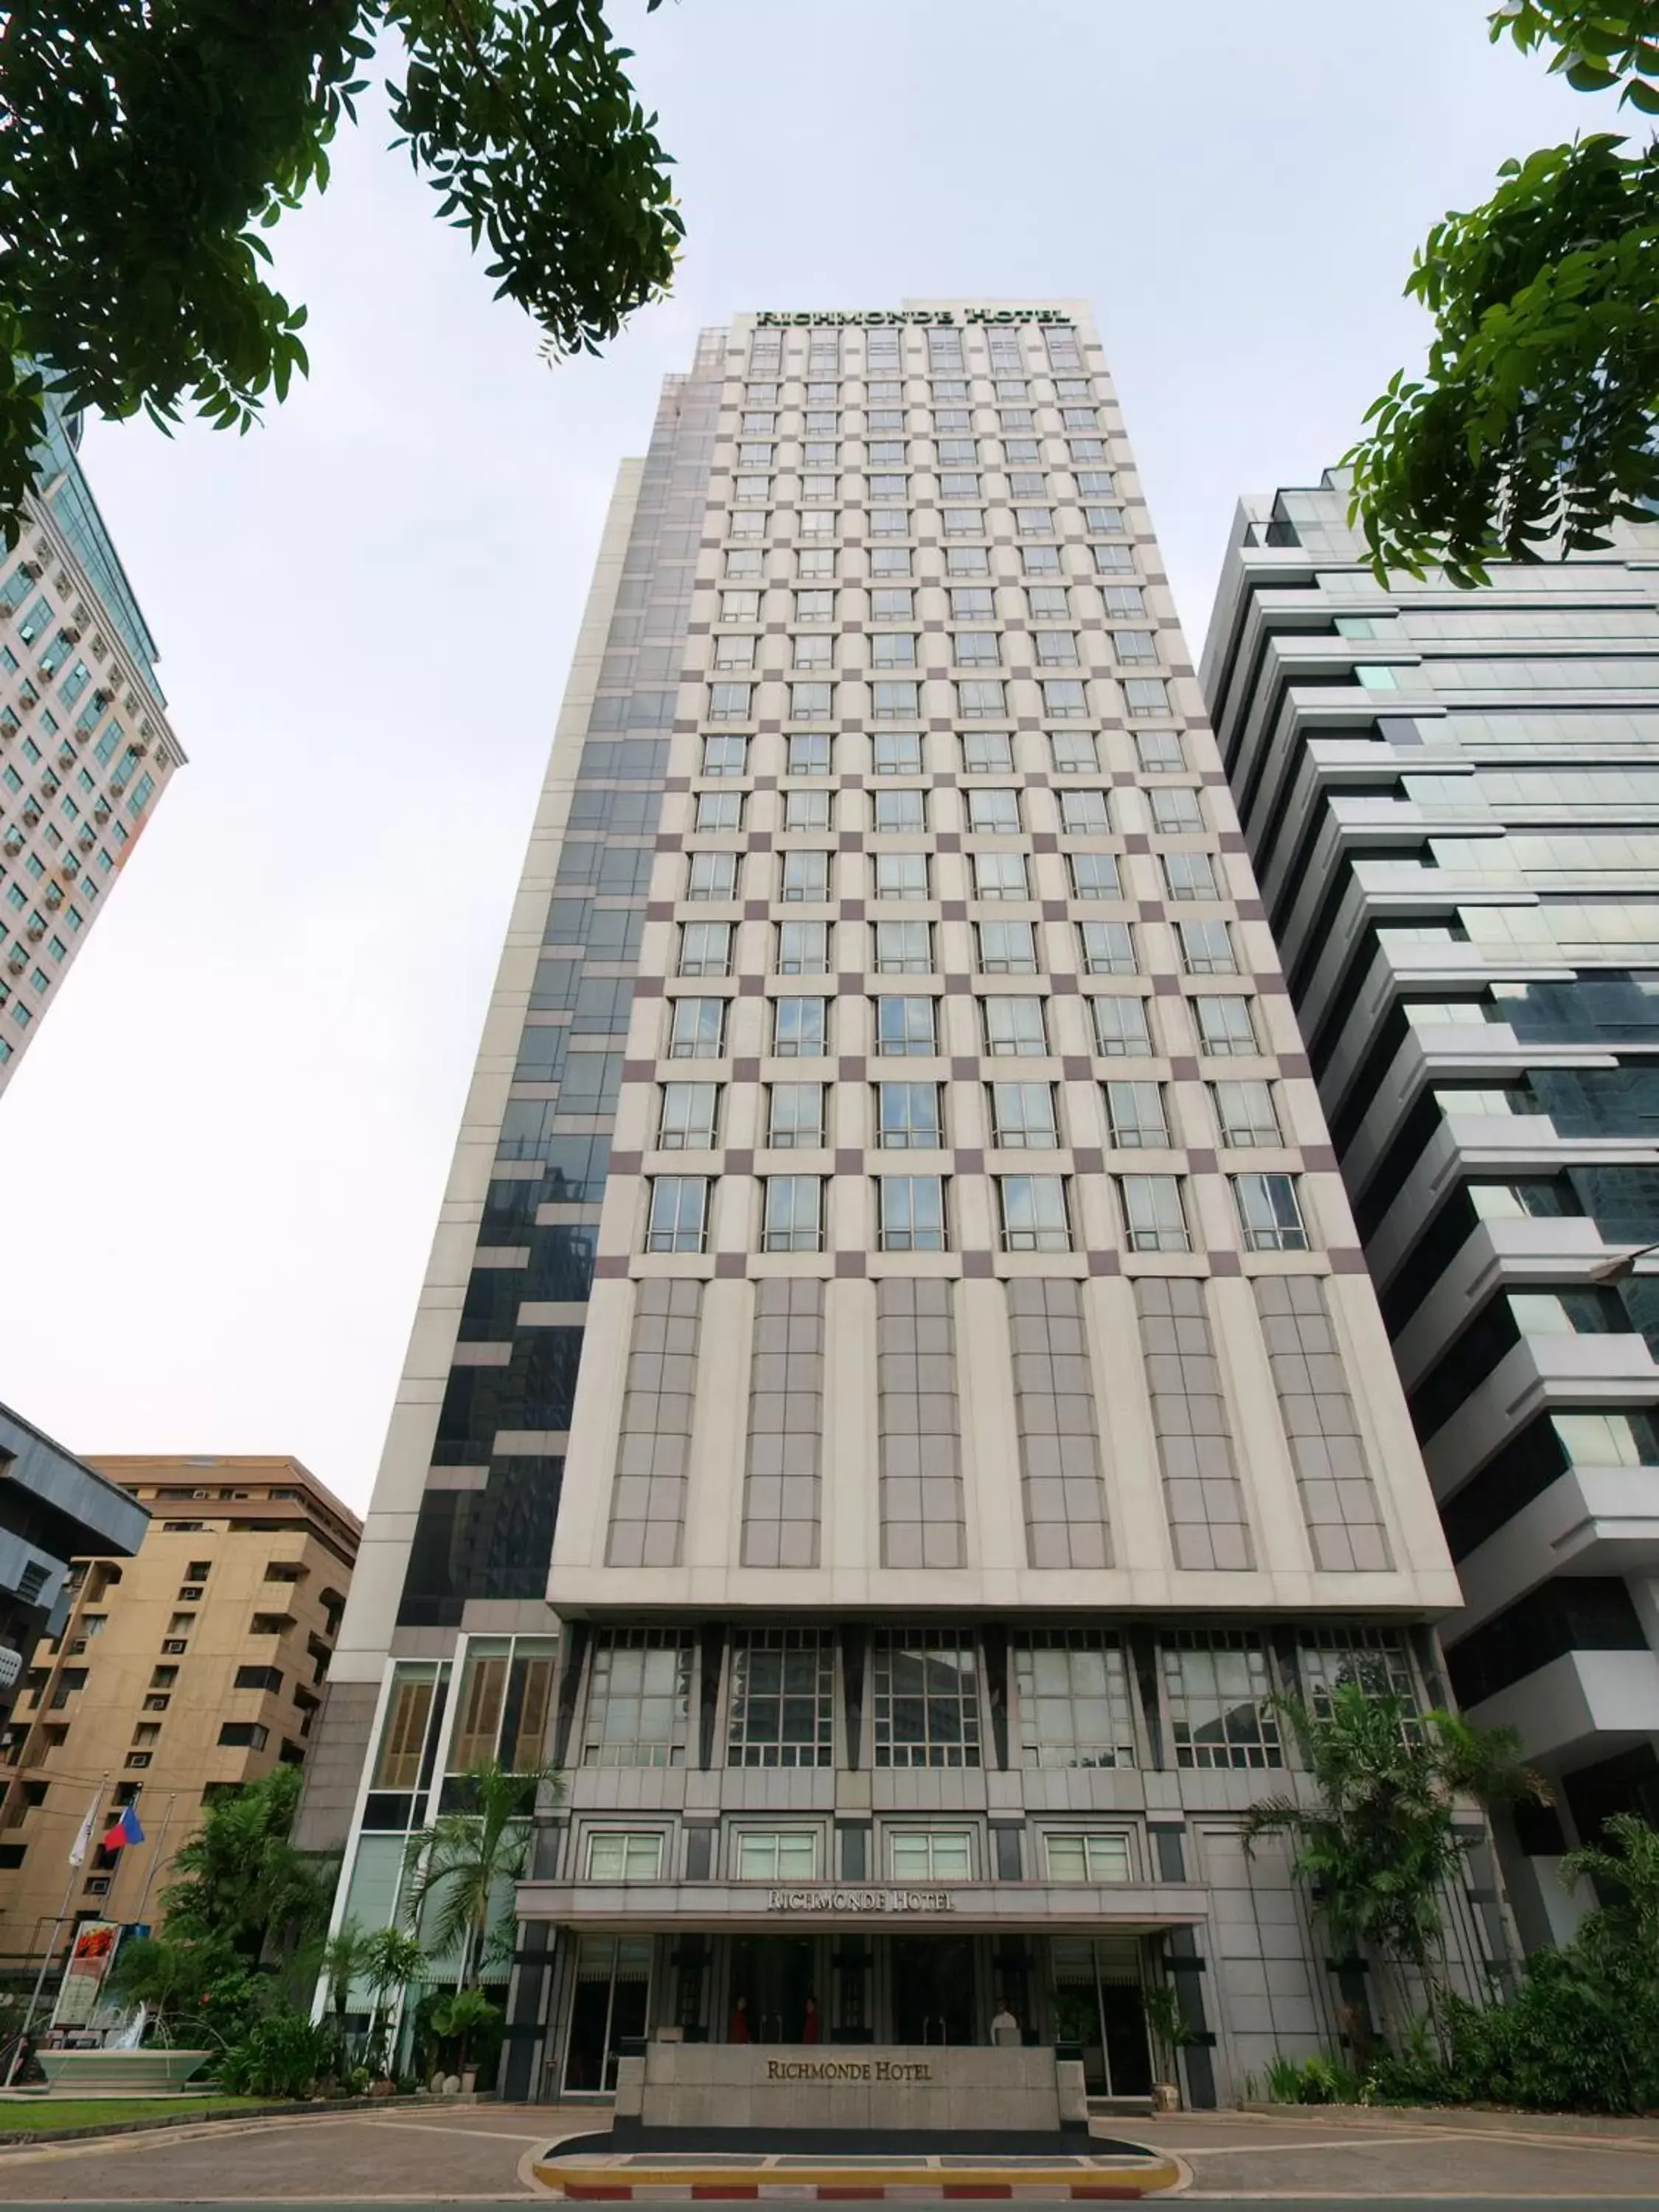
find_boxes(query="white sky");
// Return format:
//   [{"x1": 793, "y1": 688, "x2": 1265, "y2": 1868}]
[{"x1": 0, "y1": 2, "x2": 1595, "y2": 1512}]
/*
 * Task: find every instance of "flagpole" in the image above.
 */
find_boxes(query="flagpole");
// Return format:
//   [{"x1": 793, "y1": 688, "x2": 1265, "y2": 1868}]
[
  {"x1": 5, "y1": 1773, "x2": 107, "y2": 2088},
  {"x1": 132, "y1": 1792, "x2": 174, "y2": 1924}
]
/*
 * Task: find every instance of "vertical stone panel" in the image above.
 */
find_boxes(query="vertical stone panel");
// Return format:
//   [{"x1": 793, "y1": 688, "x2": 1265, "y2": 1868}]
[
  {"x1": 876, "y1": 1279, "x2": 964, "y2": 1567},
  {"x1": 1135, "y1": 1279, "x2": 1254, "y2": 1569},
  {"x1": 605, "y1": 1280, "x2": 702, "y2": 1566},
  {"x1": 1254, "y1": 1277, "x2": 1393, "y2": 1571},
  {"x1": 1006, "y1": 1280, "x2": 1111, "y2": 1568},
  {"x1": 741, "y1": 1279, "x2": 824, "y2": 1566}
]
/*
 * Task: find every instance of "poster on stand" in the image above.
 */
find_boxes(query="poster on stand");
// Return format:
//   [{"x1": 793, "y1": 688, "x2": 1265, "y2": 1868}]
[{"x1": 49, "y1": 1920, "x2": 119, "y2": 2029}]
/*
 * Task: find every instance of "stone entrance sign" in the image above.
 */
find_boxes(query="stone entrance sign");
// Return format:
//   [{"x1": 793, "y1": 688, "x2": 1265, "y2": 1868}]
[{"x1": 616, "y1": 2042, "x2": 1087, "y2": 2134}]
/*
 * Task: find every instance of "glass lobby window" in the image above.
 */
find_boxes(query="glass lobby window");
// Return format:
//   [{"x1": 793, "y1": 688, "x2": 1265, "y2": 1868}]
[
  {"x1": 976, "y1": 919, "x2": 1038, "y2": 973},
  {"x1": 773, "y1": 996, "x2": 829, "y2": 1057},
  {"x1": 874, "y1": 919, "x2": 933, "y2": 973},
  {"x1": 878, "y1": 1175, "x2": 947, "y2": 1252},
  {"x1": 990, "y1": 1080, "x2": 1057, "y2": 1149},
  {"x1": 1194, "y1": 995, "x2": 1257, "y2": 1056},
  {"x1": 581, "y1": 1629, "x2": 693, "y2": 1767},
  {"x1": 998, "y1": 1174, "x2": 1071, "y2": 1251},
  {"x1": 1070, "y1": 853, "x2": 1123, "y2": 900},
  {"x1": 874, "y1": 1630, "x2": 981, "y2": 1768},
  {"x1": 962, "y1": 730, "x2": 1014, "y2": 773},
  {"x1": 877, "y1": 995, "x2": 938, "y2": 1056},
  {"x1": 587, "y1": 1831, "x2": 665, "y2": 1880},
  {"x1": 1105, "y1": 1080, "x2": 1169, "y2": 1148},
  {"x1": 1119, "y1": 1175, "x2": 1190, "y2": 1252},
  {"x1": 768, "y1": 1082, "x2": 825, "y2": 1148},
  {"x1": 1015, "y1": 1628, "x2": 1136, "y2": 1768},
  {"x1": 1162, "y1": 1631, "x2": 1281, "y2": 1770},
  {"x1": 1079, "y1": 920, "x2": 1135, "y2": 975},
  {"x1": 669, "y1": 998, "x2": 726, "y2": 1060},
  {"x1": 1044, "y1": 1834, "x2": 1132, "y2": 1883},
  {"x1": 877, "y1": 1081, "x2": 942, "y2": 1149},
  {"x1": 983, "y1": 995, "x2": 1048, "y2": 1056},
  {"x1": 727, "y1": 1626, "x2": 835, "y2": 1767},
  {"x1": 1211, "y1": 1079, "x2": 1281, "y2": 1147},
  {"x1": 1233, "y1": 1172, "x2": 1309, "y2": 1251},
  {"x1": 647, "y1": 1176, "x2": 709, "y2": 1253},
  {"x1": 736, "y1": 1831, "x2": 820, "y2": 1880},
  {"x1": 658, "y1": 1082, "x2": 719, "y2": 1150},
  {"x1": 763, "y1": 1174, "x2": 824, "y2": 1252}
]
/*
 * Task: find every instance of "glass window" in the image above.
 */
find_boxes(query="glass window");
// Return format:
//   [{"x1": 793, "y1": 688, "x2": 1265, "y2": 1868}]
[
  {"x1": 1120, "y1": 1175, "x2": 1189, "y2": 1251},
  {"x1": 797, "y1": 547, "x2": 835, "y2": 578},
  {"x1": 1296, "y1": 1628, "x2": 1418, "y2": 1719},
  {"x1": 973, "y1": 851, "x2": 1029, "y2": 900},
  {"x1": 736, "y1": 1831, "x2": 821, "y2": 1879},
  {"x1": 1194, "y1": 995, "x2": 1257, "y2": 1056},
  {"x1": 658, "y1": 1082, "x2": 719, "y2": 1150},
  {"x1": 1016, "y1": 507, "x2": 1054, "y2": 537},
  {"x1": 1060, "y1": 789, "x2": 1111, "y2": 835},
  {"x1": 768, "y1": 1081, "x2": 824, "y2": 1148},
  {"x1": 1233, "y1": 1172, "x2": 1309, "y2": 1251},
  {"x1": 947, "y1": 545, "x2": 990, "y2": 577},
  {"x1": 975, "y1": 919, "x2": 1038, "y2": 974},
  {"x1": 1027, "y1": 585, "x2": 1069, "y2": 620},
  {"x1": 983, "y1": 995, "x2": 1048, "y2": 1056},
  {"x1": 962, "y1": 730, "x2": 1014, "y2": 773},
  {"x1": 647, "y1": 1176, "x2": 709, "y2": 1253},
  {"x1": 877, "y1": 1080, "x2": 942, "y2": 1149},
  {"x1": 1044, "y1": 1833, "x2": 1132, "y2": 1883},
  {"x1": 1113, "y1": 629, "x2": 1158, "y2": 664},
  {"x1": 795, "y1": 589, "x2": 833, "y2": 624},
  {"x1": 586, "y1": 1831, "x2": 665, "y2": 1880},
  {"x1": 695, "y1": 790, "x2": 742, "y2": 832},
  {"x1": 1105, "y1": 1080, "x2": 1168, "y2": 1148},
  {"x1": 785, "y1": 787, "x2": 831, "y2": 830},
  {"x1": 726, "y1": 549, "x2": 763, "y2": 580},
  {"x1": 776, "y1": 920, "x2": 829, "y2": 975},
  {"x1": 686, "y1": 850, "x2": 738, "y2": 902},
  {"x1": 876, "y1": 995, "x2": 938, "y2": 1056},
  {"x1": 874, "y1": 788, "x2": 927, "y2": 832},
  {"x1": 943, "y1": 507, "x2": 984, "y2": 537},
  {"x1": 721, "y1": 589, "x2": 759, "y2": 624},
  {"x1": 1042, "y1": 678, "x2": 1087, "y2": 717},
  {"x1": 793, "y1": 633, "x2": 832, "y2": 671},
  {"x1": 764, "y1": 1174, "x2": 823, "y2": 1252},
  {"x1": 1211, "y1": 1079, "x2": 1281, "y2": 1147},
  {"x1": 701, "y1": 734, "x2": 748, "y2": 779},
  {"x1": 773, "y1": 996, "x2": 828, "y2": 1057},
  {"x1": 1162, "y1": 1631, "x2": 1280, "y2": 1770},
  {"x1": 998, "y1": 1174, "x2": 1071, "y2": 1251},
  {"x1": 669, "y1": 997, "x2": 726, "y2": 1058},
  {"x1": 990, "y1": 1081, "x2": 1057, "y2": 1149},
  {"x1": 582, "y1": 1630, "x2": 692, "y2": 1767},
  {"x1": 1091, "y1": 995, "x2": 1152, "y2": 1057},
  {"x1": 874, "y1": 919, "x2": 932, "y2": 973},
  {"x1": 790, "y1": 682, "x2": 832, "y2": 720},
  {"x1": 869, "y1": 508, "x2": 909, "y2": 538},
  {"x1": 950, "y1": 587, "x2": 993, "y2": 619},
  {"x1": 878, "y1": 1175, "x2": 947, "y2": 1251},
  {"x1": 967, "y1": 787, "x2": 1021, "y2": 833},
  {"x1": 957, "y1": 679, "x2": 1006, "y2": 719},
  {"x1": 678, "y1": 922, "x2": 732, "y2": 978},
  {"x1": 709, "y1": 682, "x2": 751, "y2": 721},
  {"x1": 873, "y1": 1629, "x2": 979, "y2": 1768},
  {"x1": 872, "y1": 680, "x2": 919, "y2": 719},
  {"x1": 870, "y1": 546, "x2": 911, "y2": 577},
  {"x1": 727, "y1": 1626, "x2": 835, "y2": 1767},
  {"x1": 1036, "y1": 630, "x2": 1078, "y2": 667},
  {"x1": 1124, "y1": 677, "x2": 1170, "y2": 717},
  {"x1": 1151, "y1": 786, "x2": 1204, "y2": 833},
  {"x1": 1069, "y1": 852, "x2": 1122, "y2": 900},
  {"x1": 1015, "y1": 1629, "x2": 1136, "y2": 1768},
  {"x1": 373, "y1": 1666, "x2": 439, "y2": 1789},
  {"x1": 874, "y1": 852, "x2": 929, "y2": 900},
  {"x1": 714, "y1": 632, "x2": 755, "y2": 670},
  {"x1": 787, "y1": 732, "x2": 832, "y2": 779},
  {"x1": 1050, "y1": 731, "x2": 1099, "y2": 774},
  {"x1": 1178, "y1": 919, "x2": 1234, "y2": 973},
  {"x1": 953, "y1": 630, "x2": 1000, "y2": 667},
  {"x1": 1135, "y1": 728, "x2": 1186, "y2": 772},
  {"x1": 888, "y1": 1829, "x2": 973, "y2": 1879},
  {"x1": 1079, "y1": 920, "x2": 1135, "y2": 974},
  {"x1": 781, "y1": 850, "x2": 831, "y2": 902},
  {"x1": 872, "y1": 731, "x2": 923, "y2": 775},
  {"x1": 871, "y1": 587, "x2": 914, "y2": 621},
  {"x1": 873, "y1": 632, "x2": 917, "y2": 668}
]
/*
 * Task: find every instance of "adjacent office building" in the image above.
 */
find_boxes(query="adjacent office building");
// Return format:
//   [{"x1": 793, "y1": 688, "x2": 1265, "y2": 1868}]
[
  {"x1": 1203, "y1": 476, "x2": 1659, "y2": 1945},
  {"x1": 0, "y1": 400, "x2": 183, "y2": 1094},
  {"x1": 302, "y1": 305, "x2": 1489, "y2": 2106},
  {"x1": 0, "y1": 1455, "x2": 358, "y2": 1965}
]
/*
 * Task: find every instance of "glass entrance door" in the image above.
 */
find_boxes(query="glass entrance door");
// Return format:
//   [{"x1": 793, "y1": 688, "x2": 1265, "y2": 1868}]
[
  {"x1": 888, "y1": 1935, "x2": 978, "y2": 2045},
  {"x1": 727, "y1": 1934, "x2": 819, "y2": 2044},
  {"x1": 560, "y1": 1935, "x2": 653, "y2": 2095},
  {"x1": 1049, "y1": 1938, "x2": 1151, "y2": 2096}
]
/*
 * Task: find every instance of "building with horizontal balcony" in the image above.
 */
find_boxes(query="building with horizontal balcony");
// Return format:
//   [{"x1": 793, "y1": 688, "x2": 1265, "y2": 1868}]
[
  {"x1": 1203, "y1": 472, "x2": 1659, "y2": 1945},
  {"x1": 0, "y1": 1453, "x2": 358, "y2": 1970},
  {"x1": 0, "y1": 400, "x2": 184, "y2": 1093},
  {"x1": 302, "y1": 307, "x2": 1483, "y2": 2107}
]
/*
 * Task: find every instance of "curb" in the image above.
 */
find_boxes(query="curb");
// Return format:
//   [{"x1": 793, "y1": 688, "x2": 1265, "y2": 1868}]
[
  {"x1": 529, "y1": 2152, "x2": 1183, "y2": 2202},
  {"x1": 0, "y1": 2093, "x2": 432, "y2": 2149}
]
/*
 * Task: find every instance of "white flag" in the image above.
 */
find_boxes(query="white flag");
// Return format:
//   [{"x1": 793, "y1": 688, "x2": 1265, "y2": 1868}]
[{"x1": 68, "y1": 1792, "x2": 100, "y2": 1868}]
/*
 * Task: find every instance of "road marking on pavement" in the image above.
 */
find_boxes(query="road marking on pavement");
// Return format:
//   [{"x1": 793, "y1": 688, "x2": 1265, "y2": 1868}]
[{"x1": 355, "y1": 2118, "x2": 555, "y2": 2143}]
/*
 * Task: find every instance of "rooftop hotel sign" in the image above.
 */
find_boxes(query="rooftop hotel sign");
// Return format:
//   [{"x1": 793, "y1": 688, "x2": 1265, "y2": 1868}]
[{"x1": 754, "y1": 309, "x2": 1070, "y2": 326}]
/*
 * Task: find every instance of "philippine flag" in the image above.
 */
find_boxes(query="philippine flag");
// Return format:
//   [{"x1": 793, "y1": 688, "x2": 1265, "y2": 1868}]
[{"x1": 102, "y1": 1803, "x2": 145, "y2": 1852}]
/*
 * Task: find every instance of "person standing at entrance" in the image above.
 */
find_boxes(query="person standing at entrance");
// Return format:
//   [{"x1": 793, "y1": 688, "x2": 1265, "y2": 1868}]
[
  {"x1": 802, "y1": 1994, "x2": 821, "y2": 2045},
  {"x1": 729, "y1": 1994, "x2": 751, "y2": 2042},
  {"x1": 990, "y1": 1999, "x2": 1020, "y2": 2047}
]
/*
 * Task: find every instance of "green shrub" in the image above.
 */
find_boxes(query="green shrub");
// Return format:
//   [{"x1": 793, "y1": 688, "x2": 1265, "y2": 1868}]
[{"x1": 218, "y1": 2011, "x2": 336, "y2": 2099}]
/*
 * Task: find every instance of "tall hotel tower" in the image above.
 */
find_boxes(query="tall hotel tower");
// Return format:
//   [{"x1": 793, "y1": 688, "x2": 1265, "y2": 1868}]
[
  {"x1": 302, "y1": 305, "x2": 1486, "y2": 2106},
  {"x1": 1205, "y1": 474, "x2": 1659, "y2": 1947}
]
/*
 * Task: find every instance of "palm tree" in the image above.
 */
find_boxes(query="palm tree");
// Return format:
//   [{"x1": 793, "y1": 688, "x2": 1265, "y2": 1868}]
[
  {"x1": 361, "y1": 1924, "x2": 428, "y2": 2074},
  {"x1": 162, "y1": 1766, "x2": 334, "y2": 1966},
  {"x1": 401, "y1": 1760, "x2": 562, "y2": 1992},
  {"x1": 1244, "y1": 1679, "x2": 1548, "y2": 2053},
  {"x1": 1561, "y1": 1810, "x2": 1659, "y2": 1962},
  {"x1": 319, "y1": 1920, "x2": 374, "y2": 2046}
]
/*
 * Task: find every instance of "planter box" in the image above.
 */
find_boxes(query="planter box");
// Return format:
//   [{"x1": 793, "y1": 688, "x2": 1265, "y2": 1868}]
[{"x1": 36, "y1": 2048, "x2": 213, "y2": 2097}]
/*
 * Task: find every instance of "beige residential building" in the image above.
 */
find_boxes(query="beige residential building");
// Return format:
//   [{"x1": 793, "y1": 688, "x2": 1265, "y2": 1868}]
[{"x1": 0, "y1": 1456, "x2": 359, "y2": 1964}]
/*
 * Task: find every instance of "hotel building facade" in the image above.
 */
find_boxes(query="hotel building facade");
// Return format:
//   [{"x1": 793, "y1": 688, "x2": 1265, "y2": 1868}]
[{"x1": 301, "y1": 305, "x2": 1492, "y2": 2105}]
